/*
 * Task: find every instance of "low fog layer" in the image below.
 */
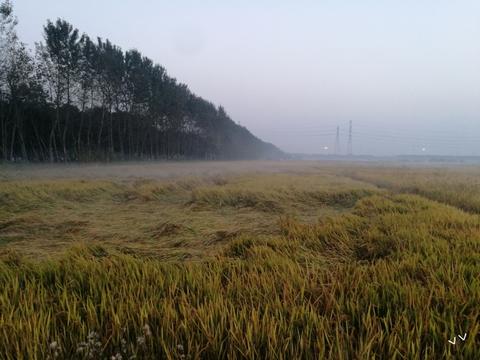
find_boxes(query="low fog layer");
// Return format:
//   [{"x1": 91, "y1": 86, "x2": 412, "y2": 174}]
[{"x1": 0, "y1": 161, "x2": 321, "y2": 180}]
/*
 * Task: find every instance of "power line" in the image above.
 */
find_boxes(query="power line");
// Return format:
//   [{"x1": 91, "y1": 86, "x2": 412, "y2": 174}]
[
  {"x1": 266, "y1": 124, "x2": 480, "y2": 141},
  {"x1": 334, "y1": 126, "x2": 340, "y2": 155},
  {"x1": 268, "y1": 128, "x2": 480, "y2": 144}
]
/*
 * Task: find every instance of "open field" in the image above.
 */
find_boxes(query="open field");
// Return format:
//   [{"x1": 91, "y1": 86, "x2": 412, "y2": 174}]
[{"x1": 1, "y1": 161, "x2": 479, "y2": 359}]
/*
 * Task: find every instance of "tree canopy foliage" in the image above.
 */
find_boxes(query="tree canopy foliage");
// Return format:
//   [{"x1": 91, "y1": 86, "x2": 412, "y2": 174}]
[{"x1": 0, "y1": 1, "x2": 282, "y2": 162}]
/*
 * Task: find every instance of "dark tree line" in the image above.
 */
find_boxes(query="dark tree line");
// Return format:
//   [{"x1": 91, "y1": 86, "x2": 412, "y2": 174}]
[{"x1": 0, "y1": 1, "x2": 282, "y2": 162}]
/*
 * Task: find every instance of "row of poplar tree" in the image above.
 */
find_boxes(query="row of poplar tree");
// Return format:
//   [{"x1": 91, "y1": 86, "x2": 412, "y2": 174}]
[{"x1": 0, "y1": 1, "x2": 280, "y2": 162}]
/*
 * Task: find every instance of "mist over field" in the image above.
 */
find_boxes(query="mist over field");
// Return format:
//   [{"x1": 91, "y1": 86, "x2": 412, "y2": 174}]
[{"x1": 0, "y1": 161, "x2": 328, "y2": 180}]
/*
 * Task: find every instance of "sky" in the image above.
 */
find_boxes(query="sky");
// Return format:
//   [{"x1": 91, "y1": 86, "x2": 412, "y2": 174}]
[{"x1": 11, "y1": 0, "x2": 480, "y2": 155}]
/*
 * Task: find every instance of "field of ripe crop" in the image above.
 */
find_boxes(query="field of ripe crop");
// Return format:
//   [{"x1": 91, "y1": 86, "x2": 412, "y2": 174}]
[{"x1": 0, "y1": 162, "x2": 479, "y2": 359}]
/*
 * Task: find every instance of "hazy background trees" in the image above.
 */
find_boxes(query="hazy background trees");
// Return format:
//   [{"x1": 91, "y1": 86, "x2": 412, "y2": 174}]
[{"x1": 0, "y1": 0, "x2": 281, "y2": 162}]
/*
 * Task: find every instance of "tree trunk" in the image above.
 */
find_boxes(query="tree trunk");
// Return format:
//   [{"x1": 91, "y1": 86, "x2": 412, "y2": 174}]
[
  {"x1": 108, "y1": 106, "x2": 114, "y2": 160},
  {"x1": 0, "y1": 99, "x2": 7, "y2": 160},
  {"x1": 62, "y1": 110, "x2": 69, "y2": 161},
  {"x1": 9, "y1": 121, "x2": 16, "y2": 161},
  {"x1": 77, "y1": 94, "x2": 86, "y2": 161},
  {"x1": 97, "y1": 104, "x2": 105, "y2": 158}
]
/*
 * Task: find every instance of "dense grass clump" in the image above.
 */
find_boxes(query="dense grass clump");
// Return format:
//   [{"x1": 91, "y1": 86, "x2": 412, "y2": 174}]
[
  {"x1": 1, "y1": 165, "x2": 480, "y2": 358},
  {"x1": 346, "y1": 166, "x2": 480, "y2": 213}
]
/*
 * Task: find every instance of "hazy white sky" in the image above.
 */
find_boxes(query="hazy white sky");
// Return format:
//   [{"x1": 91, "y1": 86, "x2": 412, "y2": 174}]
[{"x1": 12, "y1": 0, "x2": 480, "y2": 155}]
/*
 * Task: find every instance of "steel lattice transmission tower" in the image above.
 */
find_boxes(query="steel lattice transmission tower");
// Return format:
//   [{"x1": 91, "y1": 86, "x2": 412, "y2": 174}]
[
  {"x1": 347, "y1": 121, "x2": 352, "y2": 155},
  {"x1": 334, "y1": 126, "x2": 340, "y2": 155}
]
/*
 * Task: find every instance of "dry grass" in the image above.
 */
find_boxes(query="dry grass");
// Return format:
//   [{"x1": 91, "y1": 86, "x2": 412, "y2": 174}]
[
  {"x1": 0, "y1": 172, "x2": 374, "y2": 259},
  {"x1": 345, "y1": 166, "x2": 480, "y2": 213},
  {"x1": 0, "y1": 162, "x2": 479, "y2": 358}
]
